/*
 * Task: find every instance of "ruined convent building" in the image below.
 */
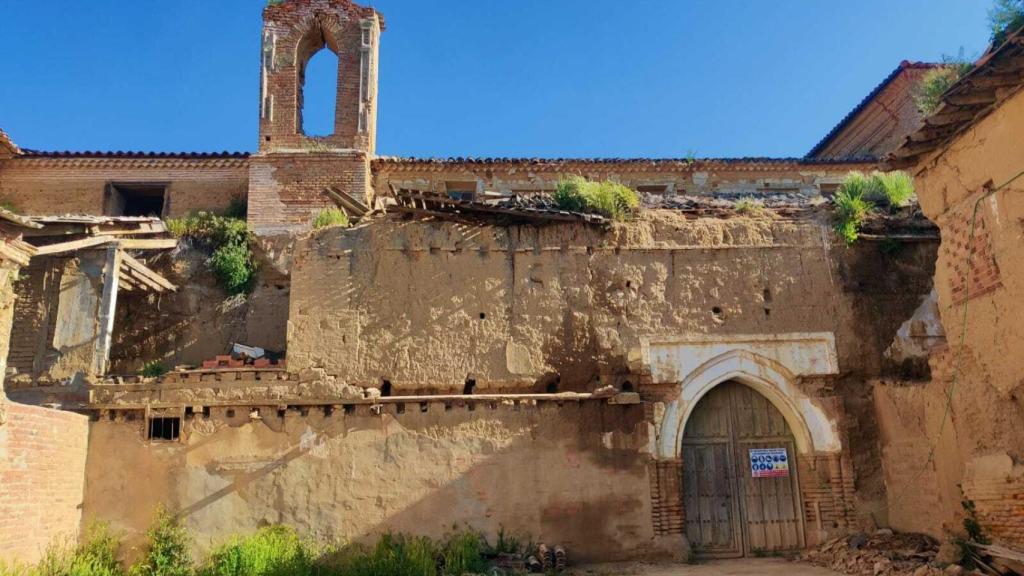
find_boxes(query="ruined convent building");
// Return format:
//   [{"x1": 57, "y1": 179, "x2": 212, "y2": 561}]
[{"x1": 1, "y1": 0, "x2": 1021, "y2": 567}]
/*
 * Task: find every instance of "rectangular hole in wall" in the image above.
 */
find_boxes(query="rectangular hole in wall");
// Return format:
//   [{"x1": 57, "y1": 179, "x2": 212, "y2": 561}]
[
  {"x1": 147, "y1": 417, "x2": 180, "y2": 441},
  {"x1": 445, "y1": 181, "x2": 476, "y2": 201},
  {"x1": 636, "y1": 184, "x2": 669, "y2": 195},
  {"x1": 106, "y1": 183, "x2": 168, "y2": 217}
]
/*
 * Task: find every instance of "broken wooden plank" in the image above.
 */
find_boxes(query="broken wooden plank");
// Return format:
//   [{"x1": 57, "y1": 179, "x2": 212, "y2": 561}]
[
  {"x1": 120, "y1": 252, "x2": 176, "y2": 291},
  {"x1": 33, "y1": 235, "x2": 116, "y2": 255},
  {"x1": 117, "y1": 238, "x2": 179, "y2": 250}
]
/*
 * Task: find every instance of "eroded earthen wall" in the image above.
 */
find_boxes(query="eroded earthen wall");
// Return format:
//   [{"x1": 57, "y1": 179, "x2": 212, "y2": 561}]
[
  {"x1": 877, "y1": 87, "x2": 1024, "y2": 546},
  {"x1": 83, "y1": 402, "x2": 657, "y2": 562}
]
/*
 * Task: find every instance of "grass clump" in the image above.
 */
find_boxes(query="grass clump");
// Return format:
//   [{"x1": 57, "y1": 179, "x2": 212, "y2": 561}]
[
  {"x1": 334, "y1": 534, "x2": 437, "y2": 576},
  {"x1": 915, "y1": 56, "x2": 973, "y2": 116},
  {"x1": 833, "y1": 173, "x2": 876, "y2": 246},
  {"x1": 553, "y1": 176, "x2": 639, "y2": 221},
  {"x1": 438, "y1": 531, "x2": 486, "y2": 576},
  {"x1": 130, "y1": 508, "x2": 192, "y2": 576},
  {"x1": 312, "y1": 208, "x2": 350, "y2": 230},
  {"x1": 990, "y1": 0, "x2": 1024, "y2": 46},
  {"x1": 140, "y1": 361, "x2": 168, "y2": 378},
  {"x1": 166, "y1": 211, "x2": 255, "y2": 295},
  {"x1": 832, "y1": 170, "x2": 915, "y2": 246},
  {"x1": 733, "y1": 197, "x2": 764, "y2": 216}
]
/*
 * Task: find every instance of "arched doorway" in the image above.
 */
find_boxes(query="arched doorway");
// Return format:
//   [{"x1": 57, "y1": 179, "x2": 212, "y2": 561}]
[{"x1": 682, "y1": 380, "x2": 805, "y2": 557}]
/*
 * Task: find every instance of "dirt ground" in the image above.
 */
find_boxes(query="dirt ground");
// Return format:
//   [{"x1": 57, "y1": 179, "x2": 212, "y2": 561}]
[{"x1": 568, "y1": 558, "x2": 843, "y2": 576}]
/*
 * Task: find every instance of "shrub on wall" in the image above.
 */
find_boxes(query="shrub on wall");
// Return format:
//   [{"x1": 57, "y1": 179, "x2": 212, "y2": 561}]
[
  {"x1": 166, "y1": 211, "x2": 256, "y2": 295},
  {"x1": 312, "y1": 208, "x2": 350, "y2": 230},
  {"x1": 990, "y1": 0, "x2": 1024, "y2": 46},
  {"x1": 131, "y1": 509, "x2": 193, "y2": 576},
  {"x1": 553, "y1": 176, "x2": 640, "y2": 221},
  {"x1": 915, "y1": 57, "x2": 974, "y2": 116}
]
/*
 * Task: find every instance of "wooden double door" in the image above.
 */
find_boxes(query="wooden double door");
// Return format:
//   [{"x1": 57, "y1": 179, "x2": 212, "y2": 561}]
[{"x1": 681, "y1": 381, "x2": 805, "y2": 557}]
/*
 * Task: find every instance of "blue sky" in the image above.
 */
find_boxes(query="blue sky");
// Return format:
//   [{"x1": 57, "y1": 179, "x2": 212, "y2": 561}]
[{"x1": 0, "y1": 0, "x2": 991, "y2": 158}]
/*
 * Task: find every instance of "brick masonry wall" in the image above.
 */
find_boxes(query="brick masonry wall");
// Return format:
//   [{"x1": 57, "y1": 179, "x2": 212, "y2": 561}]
[
  {"x1": 0, "y1": 158, "x2": 248, "y2": 217},
  {"x1": 0, "y1": 403, "x2": 89, "y2": 565},
  {"x1": 248, "y1": 151, "x2": 369, "y2": 233},
  {"x1": 259, "y1": 0, "x2": 380, "y2": 153},
  {"x1": 939, "y1": 204, "x2": 1002, "y2": 305}
]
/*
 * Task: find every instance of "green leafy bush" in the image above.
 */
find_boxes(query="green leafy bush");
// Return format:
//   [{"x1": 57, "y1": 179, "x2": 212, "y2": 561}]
[
  {"x1": 312, "y1": 208, "x2": 350, "y2": 230},
  {"x1": 915, "y1": 57, "x2": 973, "y2": 116},
  {"x1": 553, "y1": 176, "x2": 639, "y2": 221},
  {"x1": 140, "y1": 361, "x2": 168, "y2": 378},
  {"x1": 130, "y1": 508, "x2": 192, "y2": 576},
  {"x1": 166, "y1": 212, "x2": 255, "y2": 295},
  {"x1": 990, "y1": 0, "x2": 1024, "y2": 46},
  {"x1": 199, "y1": 527, "x2": 316, "y2": 576},
  {"x1": 0, "y1": 523, "x2": 126, "y2": 576},
  {"x1": 208, "y1": 244, "x2": 255, "y2": 295}
]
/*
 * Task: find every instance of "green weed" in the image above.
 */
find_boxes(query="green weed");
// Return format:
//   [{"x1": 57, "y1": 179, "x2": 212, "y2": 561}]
[
  {"x1": 130, "y1": 508, "x2": 192, "y2": 576},
  {"x1": 140, "y1": 361, "x2": 168, "y2": 378},
  {"x1": 312, "y1": 208, "x2": 350, "y2": 230},
  {"x1": 166, "y1": 212, "x2": 255, "y2": 295}
]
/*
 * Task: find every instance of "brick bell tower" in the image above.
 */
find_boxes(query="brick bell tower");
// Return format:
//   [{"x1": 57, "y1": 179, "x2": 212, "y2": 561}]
[{"x1": 248, "y1": 0, "x2": 382, "y2": 234}]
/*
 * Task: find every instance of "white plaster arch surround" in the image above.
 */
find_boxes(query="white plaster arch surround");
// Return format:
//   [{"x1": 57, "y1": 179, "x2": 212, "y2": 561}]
[{"x1": 642, "y1": 333, "x2": 842, "y2": 459}]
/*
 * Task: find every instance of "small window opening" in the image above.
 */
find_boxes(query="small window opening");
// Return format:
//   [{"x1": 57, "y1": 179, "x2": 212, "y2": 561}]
[
  {"x1": 301, "y1": 48, "x2": 339, "y2": 136},
  {"x1": 446, "y1": 181, "x2": 477, "y2": 201},
  {"x1": 622, "y1": 381, "x2": 634, "y2": 392},
  {"x1": 463, "y1": 379, "x2": 476, "y2": 395},
  {"x1": 107, "y1": 183, "x2": 166, "y2": 217},
  {"x1": 546, "y1": 381, "x2": 559, "y2": 393},
  {"x1": 202, "y1": 406, "x2": 211, "y2": 419},
  {"x1": 420, "y1": 402, "x2": 429, "y2": 413},
  {"x1": 396, "y1": 403, "x2": 406, "y2": 414},
  {"x1": 381, "y1": 380, "x2": 392, "y2": 397},
  {"x1": 343, "y1": 404, "x2": 355, "y2": 415},
  {"x1": 325, "y1": 405, "x2": 336, "y2": 416},
  {"x1": 184, "y1": 406, "x2": 194, "y2": 419},
  {"x1": 479, "y1": 312, "x2": 486, "y2": 320},
  {"x1": 712, "y1": 306, "x2": 723, "y2": 316},
  {"x1": 225, "y1": 409, "x2": 236, "y2": 418},
  {"x1": 148, "y1": 417, "x2": 180, "y2": 441}
]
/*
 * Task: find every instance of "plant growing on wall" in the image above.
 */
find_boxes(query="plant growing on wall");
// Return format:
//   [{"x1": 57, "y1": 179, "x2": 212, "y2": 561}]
[
  {"x1": 915, "y1": 55, "x2": 974, "y2": 116},
  {"x1": 733, "y1": 197, "x2": 765, "y2": 216},
  {"x1": 140, "y1": 361, "x2": 168, "y2": 378},
  {"x1": 166, "y1": 211, "x2": 256, "y2": 295},
  {"x1": 832, "y1": 170, "x2": 915, "y2": 246},
  {"x1": 312, "y1": 208, "x2": 350, "y2": 230},
  {"x1": 553, "y1": 176, "x2": 640, "y2": 221},
  {"x1": 990, "y1": 0, "x2": 1024, "y2": 46}
]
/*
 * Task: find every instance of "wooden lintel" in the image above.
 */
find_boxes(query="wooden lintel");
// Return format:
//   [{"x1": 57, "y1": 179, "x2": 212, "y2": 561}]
[{"x1": 944, "y1": 90, "x2": 997, "y2": 107}]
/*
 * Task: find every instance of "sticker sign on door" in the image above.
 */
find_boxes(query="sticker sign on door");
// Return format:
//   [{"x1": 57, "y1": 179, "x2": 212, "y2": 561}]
[{"x1": 749, "y1": 447, "x2": 789, "y2": 478}]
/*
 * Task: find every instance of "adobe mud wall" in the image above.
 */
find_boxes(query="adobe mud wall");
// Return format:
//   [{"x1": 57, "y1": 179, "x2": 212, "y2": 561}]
[
  {"x1": 83, "y1": 402, "x2": 658, "y2": 563},
  {"x1": 288, "y1": 211, "x2": 936, "y2": 529},
  {"x1": 877, "y1": 87, "x2": 1024, "y2": 547}
]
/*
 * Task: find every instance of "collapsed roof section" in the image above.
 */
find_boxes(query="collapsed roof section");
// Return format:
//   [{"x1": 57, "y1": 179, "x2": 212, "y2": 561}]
[
  {"x1": 889, "y1": 28, "x2": 1024, "y2": 168},
  {"x1": 389, "y1": 188, "x2": 610, "y2": 226},
  {"x1": 22, "y1": 215, "x2": 177, "y2": 294}
]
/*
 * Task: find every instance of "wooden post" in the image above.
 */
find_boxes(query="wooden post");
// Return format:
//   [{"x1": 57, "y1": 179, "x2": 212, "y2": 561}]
[{"x1": 92, "y1": 247, "x2": 122, "y2": 376}]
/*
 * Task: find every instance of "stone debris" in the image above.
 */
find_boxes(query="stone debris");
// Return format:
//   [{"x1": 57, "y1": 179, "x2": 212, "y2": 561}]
[{"x1": 800, "y1": 532, "x2": 972, "y2": 576}]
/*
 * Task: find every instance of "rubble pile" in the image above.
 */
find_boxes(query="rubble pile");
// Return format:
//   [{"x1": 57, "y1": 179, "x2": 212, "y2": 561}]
[{"x1": 800, "y1": 532, "x2": 966, "y2": 576}]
